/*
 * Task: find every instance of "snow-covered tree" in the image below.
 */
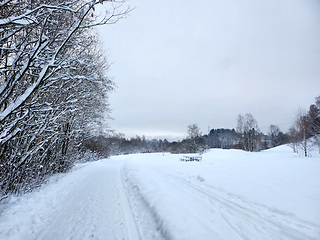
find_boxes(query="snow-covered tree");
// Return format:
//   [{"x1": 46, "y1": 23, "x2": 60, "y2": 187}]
[
  {"x1": 237, "y1": 113, "x2": 261, "y2": 152},
  {"x1": 308, "y1": 97, "x2": 320, "y2": 153},
  {"x1": 289, "y1": 109, "x2": 313, "y2": 157},
  {"x1": 268, "y1": 125, "x2": 287, "y2": 148},
  {"x1": 187, "y1": 124, "x2": 201, "y2": 139},
  {"x1": 0, "y1": 0, "x2": 130, "y2": 197},
  {"x1": 184, "y1": 124, "x2": 205, "y2": 153},
  {"x1": 288, "y1": 125, "x2": 299, "y2": 153}
]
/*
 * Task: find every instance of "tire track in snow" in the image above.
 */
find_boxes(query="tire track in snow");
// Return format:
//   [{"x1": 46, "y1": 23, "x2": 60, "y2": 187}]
[
  {"x1": 0, "y1": 161, "x2": 144, "y2": 240},
  {"x1": 160, "y1": 169, "x2": 320, "y2": 240},
  {"x1": 119, "y1": 166, "x2": 141, "y2": 240},
  {"x1": 123, "y1": 165, "x2": 227, "y2": 240},
  {"x1": 122, "y1": 166, "x2": 170, "y2": 240},
  {"x1": 36, "y1": 162, "x2": 136, "y2": 240}
]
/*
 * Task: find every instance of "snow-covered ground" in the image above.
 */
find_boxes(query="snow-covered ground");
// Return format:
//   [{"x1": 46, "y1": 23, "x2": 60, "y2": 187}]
[{"x1": 0, "y1": 145, "x2": 319, "y2": 240}]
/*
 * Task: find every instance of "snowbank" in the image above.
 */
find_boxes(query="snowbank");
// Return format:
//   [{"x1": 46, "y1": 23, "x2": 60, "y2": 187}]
[{"x1": 123, "y1": 145, "x2": 320, "y2": 239}]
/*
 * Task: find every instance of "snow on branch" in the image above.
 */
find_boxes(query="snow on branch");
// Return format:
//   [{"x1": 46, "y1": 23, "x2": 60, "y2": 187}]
[
  {"x1": 0, "y1": 0, "x2": 129, "y2": 123},
  {"x1": 0, "y1": 0, "x2": 126, "y2": 197}
]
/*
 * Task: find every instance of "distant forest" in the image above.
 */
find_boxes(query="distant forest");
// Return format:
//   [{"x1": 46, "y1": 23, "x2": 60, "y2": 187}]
[
  {"x1": 85, "y1": 95, "x2": 320, "y2": 158},
  {"x1": 84, "y1": 127, "x2": 285, "y2": 157}
]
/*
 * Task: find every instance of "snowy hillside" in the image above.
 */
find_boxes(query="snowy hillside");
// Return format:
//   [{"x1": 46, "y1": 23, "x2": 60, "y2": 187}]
[{"x1": 0, "y1": 145, "x2": 319, "y2": 240}]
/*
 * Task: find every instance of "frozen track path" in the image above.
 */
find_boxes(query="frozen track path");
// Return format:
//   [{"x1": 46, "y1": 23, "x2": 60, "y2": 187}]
[
  {"x1": 0, "y1": 160, "x2": 142, "y2": 240},
  {"x1": 157, "y1": 167, "x2": 319, "y2": 240},
  {"x1": 123, "y1": 152, "x2": 320, "y2": 240},
  {"x1": 1, "y1": 149, "x2": 320, "y2": 240}
]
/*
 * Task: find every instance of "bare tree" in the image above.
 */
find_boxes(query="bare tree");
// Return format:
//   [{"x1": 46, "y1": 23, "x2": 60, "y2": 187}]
[
  {"x1": 288, "y1": 126, "x2": 299, "y2": 153},
  {"x1": 308, "y1": 98, "x2": 320, "y2": 153},
  {"x1": 185, "y1": 124, "x2": 205, "y2": 153},
  {"x1": 1, "y1": 0, "x2": 129, "y2": 138},
  {"x1": 237, "y1": 113, "x2": 261, "y2": 152},
  {"x1": 268, "y1": 125, "x2": 283, "y2": 148},
  {"x1": 290, "y1": 109, "x2": 313, "y2": 157},
  {"x1": 187, "y1": 123, "x2": 201, "y2": 139},
  {"x1": 0, "y1": 0, "x2": 130, "y2": 197}
]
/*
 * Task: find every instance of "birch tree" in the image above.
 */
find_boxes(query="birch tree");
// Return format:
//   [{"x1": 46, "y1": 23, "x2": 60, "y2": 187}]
[
  {"x1": 289, "y1": 109, "x2": 313, "y2": 157},
  {"x1": 308, "y1": 98, "x2": 320, "y2": 153},
  {"x1": 237, "y1": 113, "x2": 261, "y2": 152}
]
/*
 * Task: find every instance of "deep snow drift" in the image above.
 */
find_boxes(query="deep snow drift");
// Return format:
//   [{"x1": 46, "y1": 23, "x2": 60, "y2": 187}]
[{"x1": 0, "y1": 145, "x2": 319, "y2": 240}]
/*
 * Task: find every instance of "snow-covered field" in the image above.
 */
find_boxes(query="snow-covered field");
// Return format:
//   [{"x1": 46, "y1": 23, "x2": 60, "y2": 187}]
[{"x1": 0, "y1": 145, "x2": 319, "y2": 240}]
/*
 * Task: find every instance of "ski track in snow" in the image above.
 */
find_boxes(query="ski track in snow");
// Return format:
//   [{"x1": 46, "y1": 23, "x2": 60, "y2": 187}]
[
  {"x1": 0, "y1": 161, "x2": 142, "y2": 240},
  {"x1": 0, "y1": 146, "x2": 320, "y2": 240},
  {"x1": 158, "y1": 167, "x2": 319, "y2": 240},
  {"x1": 123, "y1": 163, "x2": 320, "y2": 240}
]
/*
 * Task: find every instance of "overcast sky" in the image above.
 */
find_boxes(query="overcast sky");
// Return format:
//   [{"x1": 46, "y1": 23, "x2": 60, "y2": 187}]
[{"x1": 98, "y1": 0, "x2": 320, "y2": 141}]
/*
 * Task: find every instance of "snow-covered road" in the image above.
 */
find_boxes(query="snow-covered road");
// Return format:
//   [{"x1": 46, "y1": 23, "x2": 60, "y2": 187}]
[
  {"x1": 36, "y1": 161, "x2": 141, "y2": 239},
  {"x1": 1, "y1": 146, "x2": 320, "y2": 240},
  {"x1": 0, "y1": 160, "x2": 142, "y2": 240}
]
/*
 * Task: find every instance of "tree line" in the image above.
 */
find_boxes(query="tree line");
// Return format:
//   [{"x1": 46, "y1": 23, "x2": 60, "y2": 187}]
[
  {"x1": 84, "y1": 95, "x2": 320, "y2": 157},
  {"x1": 0, "y1": 0, "x2": 130, "y2": 200}
]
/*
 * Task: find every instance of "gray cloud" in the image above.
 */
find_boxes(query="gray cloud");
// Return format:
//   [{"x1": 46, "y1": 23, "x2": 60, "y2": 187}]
[{"x1": 99, "y1": 0, "x2": 320, "y2": 140}]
